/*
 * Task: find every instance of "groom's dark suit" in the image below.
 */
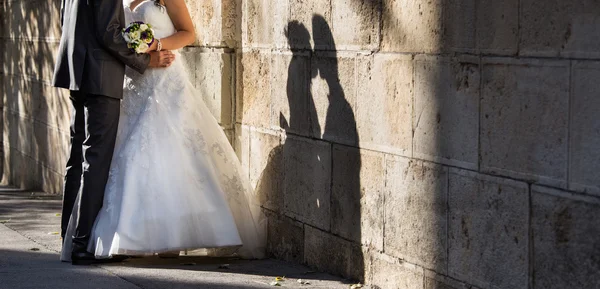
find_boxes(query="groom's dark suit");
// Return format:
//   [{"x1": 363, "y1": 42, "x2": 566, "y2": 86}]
[{"x1": 53, "y1": 0, "x2": 149, "y2": 260}]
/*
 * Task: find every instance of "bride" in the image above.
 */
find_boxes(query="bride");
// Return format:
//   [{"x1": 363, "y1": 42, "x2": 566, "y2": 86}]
[{"x1": 61, "y1": 0, "x2": 265, "y2": 260}]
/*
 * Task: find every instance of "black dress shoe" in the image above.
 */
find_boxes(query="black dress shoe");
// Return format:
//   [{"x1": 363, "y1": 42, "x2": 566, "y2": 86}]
[
  {"x1": 71, "y1": 250, "x2": 96, "y2": 265},
  {"x1": 71, "y1": 241, "x2": 96, "y2": 265}
]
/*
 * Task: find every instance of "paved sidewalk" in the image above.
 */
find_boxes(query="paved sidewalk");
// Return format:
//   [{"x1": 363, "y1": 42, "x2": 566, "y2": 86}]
[{"x1": 0, "y1": 188, "x2": 356, "y2": 289}]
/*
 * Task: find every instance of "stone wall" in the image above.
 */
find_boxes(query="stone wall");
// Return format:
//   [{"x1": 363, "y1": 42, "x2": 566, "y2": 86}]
[
  {"x1": 235, "y1": 0, "x2": 600, "y2": 288},
  {"x1": 2, "y1": 0, "x2": 600, "y2": 288}
]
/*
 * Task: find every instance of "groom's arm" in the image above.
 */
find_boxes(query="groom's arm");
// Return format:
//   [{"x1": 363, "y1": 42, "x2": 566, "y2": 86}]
[{"x1": 91, "y1": 0, "x2": 150, "y2": 73}]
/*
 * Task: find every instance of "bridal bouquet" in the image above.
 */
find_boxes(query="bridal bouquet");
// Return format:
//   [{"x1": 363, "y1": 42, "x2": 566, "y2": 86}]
[{"x1": 122, "y1": 21, "x2": 155, "y2": 54}]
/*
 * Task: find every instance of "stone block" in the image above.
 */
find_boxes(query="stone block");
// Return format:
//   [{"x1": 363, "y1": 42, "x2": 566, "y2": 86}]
[
  {"x1": 31, "y1": 121, "x2": 68, "y2": 174},
  {"x1": 356, "y1": 54, "x2": 412, "y2": 157},
  {"x1": 476, "y1": 0, "x2": 519, "y2": 55},
  {"x1": 569, "y1": 61, "x2": 600, "y2": 196},
  {"x1": 244, "y1": 0, "x2": 288, "y2": 48},
  {"x1": 304, "y1": 225, "x2": 365, "y2": 281},
  {"x1": 532, "y1": 186, "x2": 600, "y2": 289},
  {"x1": 481, "y1": 58, "x2": 569, "y2": 187},
  {"x1": 385, "y1": 156, "x2": 448, "y2": 273},
  {"x1": 520, "y1": 0, "x2": 600, "y2": 59},
  {"x1": 443, "y1": 0, "x2": 519, "y2": 55},
  {"x1": 8, "y1": 148, "x2": 41, "y2": 190},
  {"x1": 250, "y1": 130, "x2": 283, "y2": 212},
  {"x1": 381, "y1": 0, "x2": 443, "y2": 53},
  {"x1": 367, "y1": 253, "x2": 424, "y2": 289},
  {"x1": 239, "y1": 50, "x2": 271, "y2": 127},
  {"x1": 283, "y1": 136, "x2": 331, "y2": 231},
  {"x1": 270, "y1": 51, "x2": 313, "y2": 137},
  {"x1": 331, "y1": 146, "x2": 384, "y2": 250},
  {"x1": 331, "y1": 0, "x2": 380, "y2": 50},
  {"x1": 443, "y1": 0, "x2": 476, "y2": 53},
  {"x1": 265, "y1": 211, "x2": 305, "y2": 264},
  {"x1": 4, "y1": 110, "x2": 34, "y2": 159},
  {"x1": 40, "y1": 165, "x2": 64, "y2": 195},
  {"x1": 233, "y1": 124, "x2": 250, "y2": 180},
  {"x1": 2, "y1": 75, "x2": 40, "y2": 118},
  {"x1": 310, "y1": 51, "x2": 357, "y2": 146},
  {"x1": 194, "y1": 49, "x2": 234, "y2": 127},
  {"x1": 289, "y1": 0, "x2": 332, "y2": 50},
  {"x1": 187, "y1": 0, "x2": 223, "y2": 46},
  {"x1": 448, "y1": 169, "x2": 529, "y2": 289},
  {"x1": 414, "y1": 55, "x2": 479, "y2": 169}
]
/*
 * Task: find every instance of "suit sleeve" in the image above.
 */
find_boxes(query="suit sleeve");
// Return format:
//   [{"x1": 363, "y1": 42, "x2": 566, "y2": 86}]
[{"x1": 92, "y1": 0, "x2": 150, "y2": 74}]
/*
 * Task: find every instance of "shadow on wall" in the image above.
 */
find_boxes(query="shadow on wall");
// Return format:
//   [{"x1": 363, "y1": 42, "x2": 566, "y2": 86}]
[
  {"x1": 254, "y1": 15, "x2": 364, "y2": 281},
  {"x1": 0, "y1": 0, "x2": 71, "y2": 193}
]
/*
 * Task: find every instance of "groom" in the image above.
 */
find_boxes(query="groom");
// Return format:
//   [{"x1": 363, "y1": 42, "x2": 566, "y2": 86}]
[{"x1": 53, "y1": 0, "x2": 173, "y2": 265}]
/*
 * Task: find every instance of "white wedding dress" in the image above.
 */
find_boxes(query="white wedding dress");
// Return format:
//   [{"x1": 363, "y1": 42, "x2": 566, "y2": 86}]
[{"x1": 61, "y1": 0, "x2": 265, "y2": 261}]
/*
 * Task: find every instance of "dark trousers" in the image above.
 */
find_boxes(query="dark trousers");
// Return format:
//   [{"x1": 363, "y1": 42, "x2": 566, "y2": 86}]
[{"x1": 61, "y1": 91, "x2": 120, "y2": 249}]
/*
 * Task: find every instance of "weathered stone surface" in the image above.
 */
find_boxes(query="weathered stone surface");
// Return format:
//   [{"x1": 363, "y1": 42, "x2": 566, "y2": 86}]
[
  {"x1": 233, "y1": 124, "x2": 250, "y2": 180},
  {"x1": 193, "y1": 49, "x2": 234, "y2": 126},
  {"x1": 4, "y1": 110, "x2": 34, "y2": 159},
  {"x1": 187, "y1": 0, "x2": 223, "y2": 46},
  {"x1": 40, "y1": 165, "x2": 64, "y2": 195},
  {"x1": 569, "y1": 61, "x2": 600, "y2": 196},
  {"x1": 250, "y1": 130, "x2": 283, "y2": 212},
  {"x1": 265, "y1": 211, "x2": 305, "y2": 264},
  {"x1": 331, "y1": 0, "x2": 380, "y2": 50},
  {"x1": 448, "y1": 169, "x2": 529, "y2": 289},
  {"x1": 414, "y1": 55, "x2": 479, "y2": 169},
  {"x1": 424, "y1": 270, "x2": 481, "y2": 289},
  {"x1": 385, "y1": 156, "x2": 448, "y2": 273},
  {"x1": 382, "y1": 0, "x2": 443, "y2": 53},
  {"x1": 532, "y1": 186, "x2": 600, "y2": 289},
  {"x1": 443, "y1": 0, "x2": 476, "y2": 52},
  {"x1": 304, "y1": 225, "x2": 365, "y2": 281},
  {"x1": 270, "y1": 51, "x2": 313, "y2": 137},
  {"x1": 331, "y1": 145, "x2": 384, "y2": 250},
  {"x1": 356, "y1": 54, "x2": 412, "y2": 157},
  {"x1": 289, "y1": 0, "x2": 332, "y2": 50},
  {"x1": 31, "y1": 122, "x2": 68, "y2": 175},
  {"x1": 521, "y1": 0, "x2": 600, "y2": 58},
  {"x1": 283, "y1": 136, "x2": 331, "y2": 231},
  {"x1": 1, "y1": 75, "x2": 40, "y2": 119},
  {"x1": 367, "y1": 253, "x2": 424, "y2": 289},
  {"x1": 444, "y1": 0, "x2": 519, "y2": 54},
  {"x1": 0, "y1": 0, "x2": 61, "y2": 40},
  {"x1": 477, "y1": 0, "x2": 518, "y2": 55},
  {"x1": 239, "y1": 50, "x2": 271, "y2": 127},
  {"x1": 310, "y1": 51, "x2": 357, "y2": 146},
  {"x1": 481, "y1": 58, "x2": 569, "y2": 187},
  {"x1": 244, "y1": 0, "x2": 288, "y2": 48}
]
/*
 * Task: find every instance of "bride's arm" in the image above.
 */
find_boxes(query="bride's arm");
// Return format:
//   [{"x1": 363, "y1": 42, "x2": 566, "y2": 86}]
[{"x1": 152, "y1": 0, "x2": 195, "y2": 51}]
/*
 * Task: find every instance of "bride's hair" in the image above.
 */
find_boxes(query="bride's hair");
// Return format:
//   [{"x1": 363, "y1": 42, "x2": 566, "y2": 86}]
[{"x1": 153, "y1": 0, "x2": 166, "y2": 11}]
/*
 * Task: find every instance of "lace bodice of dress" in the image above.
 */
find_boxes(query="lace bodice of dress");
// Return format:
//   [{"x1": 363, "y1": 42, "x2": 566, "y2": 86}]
[{"x1": 124, "y1": 0, "x2": 176, "y2": 39}]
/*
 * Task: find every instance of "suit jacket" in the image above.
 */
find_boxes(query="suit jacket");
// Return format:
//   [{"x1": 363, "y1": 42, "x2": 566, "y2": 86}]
[{"x1": 53, "y1": 0, "x2": 150, "y2": 99}]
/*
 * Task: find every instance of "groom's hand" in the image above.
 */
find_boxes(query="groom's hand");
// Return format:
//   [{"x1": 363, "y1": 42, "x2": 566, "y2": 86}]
[{"x1": 148, "y1": 51, "x2": 175, "y2": 68}]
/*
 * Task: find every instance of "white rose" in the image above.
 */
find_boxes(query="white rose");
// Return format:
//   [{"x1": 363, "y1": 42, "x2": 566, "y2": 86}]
[
  {"x1": 123, "y1": 33, "x2": 131, "y2": 42},
  {"x1": 140, "y1": 24, "x2": 149, "y2": 31},
  {"x1": 130, "y1": 30, "x2": 140, "y2": 40},
  {"x1": 137, "y1": 42, "x2": 149, "y2": 53}
]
